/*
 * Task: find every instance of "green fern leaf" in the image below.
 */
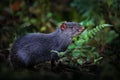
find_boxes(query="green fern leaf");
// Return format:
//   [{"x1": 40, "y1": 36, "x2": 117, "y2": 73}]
[{"x1": 79, "y1": 24, "x2": 112, "y2": 43}]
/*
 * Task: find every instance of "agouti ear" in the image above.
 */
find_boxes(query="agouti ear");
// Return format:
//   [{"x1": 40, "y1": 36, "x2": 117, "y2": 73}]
[{"x1": 61, "y1": 23, "x2": 66, "y2": 30}]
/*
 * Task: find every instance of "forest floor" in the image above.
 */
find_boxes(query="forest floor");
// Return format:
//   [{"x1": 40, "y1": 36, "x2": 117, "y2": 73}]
[{"x1": 0, "y1": 49, "x2": 99, "y2": 80}]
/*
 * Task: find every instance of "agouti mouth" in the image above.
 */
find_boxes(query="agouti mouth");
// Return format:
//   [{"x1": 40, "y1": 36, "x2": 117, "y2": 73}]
[
  {"x1": 78, "y1": 27, "x2": 85, "y2": 32},
  {"x1": 74, "y1": 27, "x2": 85, "y2": 37}
]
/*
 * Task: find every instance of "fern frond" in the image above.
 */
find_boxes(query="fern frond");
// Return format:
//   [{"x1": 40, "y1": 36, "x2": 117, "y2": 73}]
[
  {"x1": 77, "y1": 24, "x2": 112, "y2": 44},
  {"x1": 87, "y1": 24, "x2": 112, "y2": 39}
]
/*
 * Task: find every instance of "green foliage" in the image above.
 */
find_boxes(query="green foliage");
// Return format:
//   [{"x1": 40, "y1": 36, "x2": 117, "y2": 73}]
[
  {"x1": 80, "y1": 24, "x2": 113, "y2": 43},
  {"x1": 68, "y1": 1, "x2": 120, "y2": 74},
  {"x1": 65, "y1": 24, "x2": 112, "y2": 65},
  {"x1": 54, "y1": 23, "x2": 114, "y2": 66},
  {"x1": 0, "y1": 0, "x2": 120, "y2": 79},
  {"x1": 71, "y1": 0, "x2": 120, "y2": 32}
]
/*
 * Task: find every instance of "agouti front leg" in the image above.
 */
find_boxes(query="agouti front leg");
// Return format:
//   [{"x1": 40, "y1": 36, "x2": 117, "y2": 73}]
[{"x1": 51, "y1": 52, "x2": 60, "y2": 69}]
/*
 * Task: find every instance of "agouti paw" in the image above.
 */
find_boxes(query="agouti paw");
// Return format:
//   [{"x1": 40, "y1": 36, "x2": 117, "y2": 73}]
[{"x1": 51, "y1": 52, "x2": 60, "y2": 62}]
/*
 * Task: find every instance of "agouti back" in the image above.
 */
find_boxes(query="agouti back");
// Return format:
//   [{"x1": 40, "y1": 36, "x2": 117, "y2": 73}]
[{"x1": 9, "y1": 22, "x2": 84, "y2": 69}]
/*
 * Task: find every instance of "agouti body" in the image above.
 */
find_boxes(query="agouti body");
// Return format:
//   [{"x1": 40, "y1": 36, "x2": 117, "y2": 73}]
[{"x1": 9, "y1": 22, "x2": 84, "y2": 69}]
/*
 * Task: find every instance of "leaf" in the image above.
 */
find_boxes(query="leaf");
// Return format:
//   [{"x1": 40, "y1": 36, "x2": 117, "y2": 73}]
[
  {"x1": 94, "y1": 57, "x2": 103, "y2": 63},
  {"x1": 72, "y1": 50, "x2": 81, "y2": 58},
  {"x1": 101, "y1": 24, "x2": 113, "y2": 27},
  {"x1": 68, "y1": 44, "x2": 76, "y2": 49},
  {"x1": 40, "y1": 26, "x2": 47, "y2": 31},
  {"x1": 30, "y1": 18, "x2": 37, "y2": 24},
  {"x1": 77, "y1": 59, "x2": 83, "y2": 65}
]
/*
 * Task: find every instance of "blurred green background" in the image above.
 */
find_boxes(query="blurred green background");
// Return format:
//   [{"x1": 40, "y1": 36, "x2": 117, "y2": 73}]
[{"x1": 0, "y1": 0, "x2": 120, "y2": 80}]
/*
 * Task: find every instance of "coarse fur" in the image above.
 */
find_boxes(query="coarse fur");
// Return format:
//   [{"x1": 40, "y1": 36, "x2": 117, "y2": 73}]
[{"x1": 9, "y1": 22, "x2": 84, "y2": 69}]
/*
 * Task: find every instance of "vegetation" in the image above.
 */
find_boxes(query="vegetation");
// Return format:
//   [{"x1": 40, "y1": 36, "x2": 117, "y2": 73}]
[{"x1": 0, "y1": 0, "x2": 120, "y2": 80}]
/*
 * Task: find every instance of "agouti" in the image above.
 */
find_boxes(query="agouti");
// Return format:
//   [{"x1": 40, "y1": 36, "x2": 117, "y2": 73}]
[{"x1": 9, "y1": 22, "x2": 84, "y2": 69}]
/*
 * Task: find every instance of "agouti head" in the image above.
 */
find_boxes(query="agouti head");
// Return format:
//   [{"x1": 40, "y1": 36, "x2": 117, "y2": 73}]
[{"x1": 60, "y1": 22, "x2": 84, "y2": 38}]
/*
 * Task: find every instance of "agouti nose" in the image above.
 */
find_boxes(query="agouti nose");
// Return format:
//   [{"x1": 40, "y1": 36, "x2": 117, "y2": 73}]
[
  {"x1": 81, "y1": 26, "x2": 85, "y2": 30},
  {"x1": 77, "y1": 26, "x2": 85, "y2": 32}
]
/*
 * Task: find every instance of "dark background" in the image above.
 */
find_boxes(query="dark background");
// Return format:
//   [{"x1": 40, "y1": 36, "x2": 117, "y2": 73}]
[{"x1": 0, "y1": 0, "x2": 120, "y2": 80}]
